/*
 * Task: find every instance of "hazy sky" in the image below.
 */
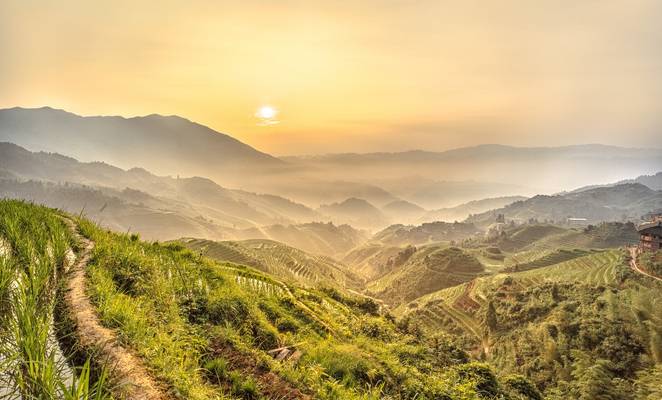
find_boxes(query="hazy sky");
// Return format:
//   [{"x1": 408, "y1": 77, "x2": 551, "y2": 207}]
[{"x1": 2, "y1": 0, "x2": 661, "y2": 155}]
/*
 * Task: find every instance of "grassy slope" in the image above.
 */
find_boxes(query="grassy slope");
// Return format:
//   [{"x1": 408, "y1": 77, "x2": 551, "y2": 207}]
[
  {"x1": 366, "y1": 245, "x2": 485, "y2": 306},
  {"x1": 397, "y1": 250, "x2": 624, "y2": 336},
  {"x1": 177, "y1": 238, "x2": 365, "y2": 290},
  {"x1": 77, "y1": 215, "x2": 534, "y2": 400},
  {"x1": 342, "y1": 242, "x2": 409, "y2": 281}
]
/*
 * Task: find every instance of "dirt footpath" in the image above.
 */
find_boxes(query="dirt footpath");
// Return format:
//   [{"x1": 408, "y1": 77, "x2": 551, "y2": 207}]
[{"x1": 63, "y1": 220, "x2": 171, "y2": 400}]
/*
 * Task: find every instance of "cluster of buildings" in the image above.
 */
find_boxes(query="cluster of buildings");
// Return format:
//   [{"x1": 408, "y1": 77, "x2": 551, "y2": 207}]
[{"x1": 638, "y1": 215, "x2": 662, "y2": 252}]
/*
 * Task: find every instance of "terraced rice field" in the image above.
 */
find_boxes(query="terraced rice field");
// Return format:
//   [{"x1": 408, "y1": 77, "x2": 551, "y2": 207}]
[
  {"x1": 507, "y1": 248, "x2": 592, "y2": 272},
  {"x1": 401, "y1": 249, "x2": 625, "y2": 342},
  {"x1": 505, "y1": 248, "x2": 552, "y2": 267},
  {"x1": 183, "y1": 238, "x2": 260, "y2": 267},
  {"x1": 217, "y1": 264, "x2": 287, "y2": 296},
  {"x1": 180, "y1": 238, "x2": 360, "y2": 288},
  {"x1": 516, "y1": 250, "x2": 622, "y2": 286}
]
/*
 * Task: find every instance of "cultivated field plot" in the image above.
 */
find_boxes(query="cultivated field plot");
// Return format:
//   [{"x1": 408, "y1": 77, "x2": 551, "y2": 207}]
[
  {"x1": 180, "y1": 237, "x2": 362, "y2": 289},
  {"x1": 400, "y1": 249, "x2": 626, "y2": 342}
]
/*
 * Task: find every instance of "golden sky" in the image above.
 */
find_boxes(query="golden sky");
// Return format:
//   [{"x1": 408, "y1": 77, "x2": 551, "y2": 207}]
[{"x1": 2, "y1": 0, "x2": 661, "y2": 155}]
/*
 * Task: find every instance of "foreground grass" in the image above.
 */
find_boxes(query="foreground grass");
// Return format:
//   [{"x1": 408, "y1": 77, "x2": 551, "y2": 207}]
[{"x1": 0, "y1": 200, "x2": 108, "y2": 399}]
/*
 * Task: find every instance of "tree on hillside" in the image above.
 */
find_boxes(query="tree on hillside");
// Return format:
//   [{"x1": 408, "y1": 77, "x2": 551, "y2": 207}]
[
  {"x1": 650, "y1": 329, "x2": 662, "y2": 364},
  {"x1": 636, "y1": 366, "x2": 662, "y2": 399},
  {"x1": 486, "y1": 301, "x2": 498, "y2": 333},
  {"x1": 551, "y1": 283, "x2": 561, "y2": 302},
  {"x1": 571, "y1": 353, "x2": 620, "y2": 400}
]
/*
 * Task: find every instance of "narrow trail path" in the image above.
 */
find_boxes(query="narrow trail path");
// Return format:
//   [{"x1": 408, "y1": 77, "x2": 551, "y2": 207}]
[
  {"x1": 628, "y1": 247, "x2": 662, "y2": 283},
  {"x1": 62, "y1": 218, "x2": 171, "y2": 400}
]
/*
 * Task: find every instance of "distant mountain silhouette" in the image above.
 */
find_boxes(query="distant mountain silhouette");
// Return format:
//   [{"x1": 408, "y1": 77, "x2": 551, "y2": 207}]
[
  {"x1": 285, "y1": 144, "x2": 662, "y2": 164},
  {"x1": 285, "y1": 144, "x2": 662, "y2": 198},
  {"x1": 421, "y1": 196, "x2": 527, "y2": 223},
  {"x1": 372, "y1": 221, "x2": 481, "y2": 246},
  {"x1": 381, "y1": 200, "x2": 426, "y2": 223},
  {"x1": 572, "y1": 171, "x2": 662, "y2": 192},
  {"x1": 467, "y1": 183, "x2": 662, "y2": 228},
  {"x1": 318, "y1": 197, "x2": 390, "y2": 230},
  {"x1": 630, "y1": 172, "x2": 662, "y2": 190},
  {"x1": 4, "y1": 107, "x2": 661, "y2": 210},
  {"x1": 0, "y1": 142, "x2": 316, "y2": 231},
  {"x1": 0, "y1": 107, "x2": 283, "y2": 180}
]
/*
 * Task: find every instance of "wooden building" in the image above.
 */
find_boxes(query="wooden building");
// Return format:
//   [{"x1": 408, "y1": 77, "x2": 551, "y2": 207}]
[{"x1": 638, "y1": 216, "x2": 662, "y2": 252}]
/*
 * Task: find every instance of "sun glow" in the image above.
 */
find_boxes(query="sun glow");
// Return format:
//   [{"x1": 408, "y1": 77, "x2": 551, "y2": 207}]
[
  {"x1": 256, "y1": 106, "x2": 277, "y2": 120},
  {"x1": 255, "y1": 105, "x2": 279, "y2": 126}
]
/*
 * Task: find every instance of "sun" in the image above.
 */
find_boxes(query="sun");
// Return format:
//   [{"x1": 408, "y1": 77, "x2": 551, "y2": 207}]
[{"x1": 256, "y1": 105, "x2": 277, "y2": 120}]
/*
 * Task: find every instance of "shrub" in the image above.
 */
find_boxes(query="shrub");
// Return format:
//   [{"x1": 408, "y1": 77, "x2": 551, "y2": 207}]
[
  {"x1": 275, "y1": 317, "x2": 299, "y2": 333},
  {"x1": 100, "y1": 241, "x2": 162, "y2": 297},
  {"x1": 455, "y1": 363, "x2": 500, "y2": 398},
  {"x1": 503, "y1": 374, "x2": 543, "y2": 400},
  {"x1": 358, "y1": 316, "x2": 394, "y2": 340},
  {"x1": 229, "y1": 371, "x2": 260, "y2": 399},
  {"x1": 207, "y1": 292, "x2": 251, "y2": 324},
  {"x1": 204, "y1": 358, "x2": 229, "y2": 383},
  {"x1": 305, "y1": 342, "x2": 382, "y2": 386}
]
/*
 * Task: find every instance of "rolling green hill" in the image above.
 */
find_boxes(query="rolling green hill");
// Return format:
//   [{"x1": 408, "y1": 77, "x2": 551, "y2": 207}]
[
  {"x1": 258, "y1": 221, "x2": 369, "y2": 258},
  {"x1": 475, "y1": 222, "x2": 640, "y2": 272},
  {"x1": 366, "y1": 245, "x2": 486, "y2": 306},
  {"x1": 0, "y1": 199, "x2": 538, "y2": 400},
  {"x1": 73, "y1": 202, "x2": 533, "y2": 400},
  {"x1": 398, "y1": 248, "x2": 662, "y2": 399},
  {"x1": 341, "y1": 242, "x2": 409, "y2": 281},
  {"x1": 373, "y1": 221, "x2": 481, "y2": 246},
  {"x1": 489, "y1": 225, "x2": 568, "y2": 252},
  {"x1": 421, "y1": 196, "x2": 527, "y2": 224}
]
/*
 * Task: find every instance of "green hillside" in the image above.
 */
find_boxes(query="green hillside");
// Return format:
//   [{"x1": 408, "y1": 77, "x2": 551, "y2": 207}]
[
  {"x1": 341, "y1": 242, "x2": 409, "y2": 280},
  {"x1": 78, "y1": 208, "x2": 536, "y2": 400},
  {"x1": 468, "y1": 222, "x2": 639, "y2": 272},
  {"x1": 366, "y1": 245, "x2": 486, "y2": 306},
  {"x1": 3, "y1": 199, "x2": 660, "y2": 399},
  {"x1": 640, "y1": 251, "x2": 662, "y2": 277},
  {"x1": 0, "y1": 199, "x2": 539, "y2": 400},
  {"x1": 398, "y1": 249, "x2": 662, "y2": 398},
  {"x1": 177, "y1": 237, "x2": 365, "y2": 289},
  {"x1": 490, "y1": 225, "x2": 568, "y2": 252},
  {"x1": 373, "y1": 221, "x2": 480, "y2": 246}
]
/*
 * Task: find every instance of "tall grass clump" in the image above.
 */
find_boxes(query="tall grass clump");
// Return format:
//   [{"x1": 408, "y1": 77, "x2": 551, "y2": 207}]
[{"x1": 0, "y1": 200, "x2": 109, "y2": 399}]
